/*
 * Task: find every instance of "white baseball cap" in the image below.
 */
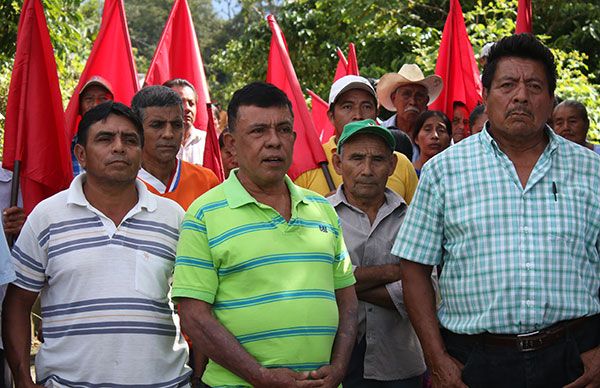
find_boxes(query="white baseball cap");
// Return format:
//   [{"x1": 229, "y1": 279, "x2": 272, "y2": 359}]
[{"x1": 328, "y1": 75, "x2": 377, "y2": 106}]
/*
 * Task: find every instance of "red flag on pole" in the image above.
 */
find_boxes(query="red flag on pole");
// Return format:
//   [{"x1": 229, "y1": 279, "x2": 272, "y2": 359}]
[
  {"x1": 516, "y1": 0, "x2": 533, "y2": 34},
  {"x1": 144, "y1": 0, "x2": 211, "y2": 130},
  {"x1": 3, "y1": 0, "x2": 73, "y2": 214},
  {"x1": 333, "y1": 48, "x2": 348, "y2": 82},
  {"x1": 266, "y1": 14, "x2": 327, "y2": 180},
  {"x1": 429, "y1": 0, "x2": 482, "y2": 131},
  {"x1": 64, "y1": 0, "x2": 139, "y2": 139},
  {"x1": 307, "y1": 89, "x2": 335, "y2": 144},
  {"x1": 346, "y1": 43, "x2": 359, "y2": 76},
  {"x1": 203, "y1": 104, "x2": 224, "y2": 182}
]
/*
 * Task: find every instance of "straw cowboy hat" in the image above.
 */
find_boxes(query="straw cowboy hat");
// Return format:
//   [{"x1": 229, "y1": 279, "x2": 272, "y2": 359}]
[{"x1": 377, "y1": 64, "x2": 443, "y2": 111}]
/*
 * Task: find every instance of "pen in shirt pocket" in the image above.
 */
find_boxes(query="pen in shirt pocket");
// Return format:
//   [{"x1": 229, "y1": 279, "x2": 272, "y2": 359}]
[{"x1": 552, "y1": 182, "x2": 558, "y2": 202}]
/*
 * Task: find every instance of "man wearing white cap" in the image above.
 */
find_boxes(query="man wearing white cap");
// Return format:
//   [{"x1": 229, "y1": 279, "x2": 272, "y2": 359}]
[
  {"x1": 295, "y1": 75, "x2": 418, "y2": 204},
  {"x1": 377, "y1": 64, "x2": 443, "y2": 162}
]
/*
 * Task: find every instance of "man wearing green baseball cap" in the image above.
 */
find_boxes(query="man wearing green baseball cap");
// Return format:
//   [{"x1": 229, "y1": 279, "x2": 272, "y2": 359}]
[{"x1": 328, "y1": 119, "x2": 426, "y2": 387}]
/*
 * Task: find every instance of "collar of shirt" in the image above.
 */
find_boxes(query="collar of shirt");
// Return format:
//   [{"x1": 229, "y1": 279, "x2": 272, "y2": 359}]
[
  {"x1": 137, "y1": 159, "x2": 182, "y2": 194},
  {"x1": 67, "y1": 173, "x2": 157, "y2": 214},
  {"x1": 183, "y1": 127, "x2": 207, "y2": 148},
  {"x1": 479, "y1": 122, "x2": 560, "y2": 156},
  {"x1": 329, "y1": 184, "x2": 406, "y2": 229},
  {"x1": 222, "y1": 169, "x2": 310, "y2": 210}
]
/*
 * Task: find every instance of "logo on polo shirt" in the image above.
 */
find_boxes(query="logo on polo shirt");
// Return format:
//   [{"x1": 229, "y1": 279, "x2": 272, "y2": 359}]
[{"x1": 319, "y1": 225, "x2": 328, "y2": 233}]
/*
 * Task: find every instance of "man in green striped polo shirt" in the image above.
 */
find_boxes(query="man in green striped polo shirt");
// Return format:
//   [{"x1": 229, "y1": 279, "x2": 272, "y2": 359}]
[{"x1": 172, "y1": 82, "x2": 358, "y2": 388}]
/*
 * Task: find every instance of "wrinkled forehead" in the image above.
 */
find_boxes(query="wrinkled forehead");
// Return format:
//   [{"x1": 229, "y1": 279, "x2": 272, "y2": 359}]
[{"x1": 395, "y1": 83, "x2": 427, "y2": 93}]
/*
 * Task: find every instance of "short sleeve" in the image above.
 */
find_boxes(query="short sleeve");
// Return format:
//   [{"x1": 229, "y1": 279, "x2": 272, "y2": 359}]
[
  {"x1": 172, "y1": 206, "x2": 219, "y2": 304},
  {"x1": 0, "y1": 232, "x2": 15, "y2": 286},
  {"x1": 391, "y1": 164, "x2": 445, "y2": 265},
  {"x1": 331, "y1": 215, "x2": 356, "y2": 290},
  {"x1": 11, "y1": 220, "x2": 47, "y2": 292},
  {"x1": 294, "y1": 169, "x2": 329, "y2": 196}
]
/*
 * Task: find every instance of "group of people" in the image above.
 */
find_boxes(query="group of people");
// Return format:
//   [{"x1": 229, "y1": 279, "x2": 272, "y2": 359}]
[{"x1": 0, "y1": 32, "x2": 598, "y2": 388}]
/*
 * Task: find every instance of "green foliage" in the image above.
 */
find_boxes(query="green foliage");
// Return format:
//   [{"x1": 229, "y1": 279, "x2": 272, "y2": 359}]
[
  {"x1": 207, "y1": 0, "x2": 600, "y2": 141},
  {"x1": 125, "y1": 0, "x2": 224, "y2": 74}
]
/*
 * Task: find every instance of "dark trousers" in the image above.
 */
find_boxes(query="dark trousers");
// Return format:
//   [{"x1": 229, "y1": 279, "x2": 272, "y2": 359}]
[
  {"x1": 343, "y1": 336, "x2": 423, "y2": 388},
  {"x1": 441, "y1": 316, "x2": 600, "y2": 388}
]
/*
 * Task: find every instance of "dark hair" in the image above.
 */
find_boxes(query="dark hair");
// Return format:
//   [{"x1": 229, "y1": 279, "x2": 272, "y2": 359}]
[
  {"x1": 131, "y1": 85, "x2": 183, "y2": 122},
  {"x1": 412, "y1": 110, "x2": 452, "y2": 141},
  {"x1": 162, "y1": 78, "x2": 198, "y2": 101},
  {"x1": 227, "y1": 82, "x2": 293, "y2": 132},
  {"x1": 482, "y1": 34, "x2": 557, "y2": 95},
  {"x1": 77, "y1": 101, "x2": 144, "y2": 147},
  {"x1": 554, "y1": 99, "x2": 590, "y2": 129},
  {"x1": 469, "y1": 104, "x2": 486, "y2": 129},
  {"x1": 453, "y1": 101, "x2": 467, "y2": 110}
]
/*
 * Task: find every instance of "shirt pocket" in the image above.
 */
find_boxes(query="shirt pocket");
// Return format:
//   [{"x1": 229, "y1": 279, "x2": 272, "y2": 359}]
[{"x1": 134, "y1": 251, "x2": 173, "y2": 301}]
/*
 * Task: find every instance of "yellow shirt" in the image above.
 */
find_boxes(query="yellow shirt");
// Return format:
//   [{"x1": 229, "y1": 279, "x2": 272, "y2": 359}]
[{"x1": 294, "y1": 137, "x2": 418, "y2": 203}]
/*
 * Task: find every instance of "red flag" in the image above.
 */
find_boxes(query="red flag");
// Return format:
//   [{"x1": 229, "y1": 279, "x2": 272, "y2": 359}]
[
  {"x1": 64, "y1": 0, "x2": 139, "y2": 139},
  {"x1": 3, "y1": 0, "x2": 73, "y2": 214},
  {"x1": 346, "y1": 43, "x2": 359, "y2": 76},
  {"x1": 203, "y1": 104, "x2": 224, "y2": 182},
  {"x1": 266, "y1": 15, "x2": 327, "y2": 180},
  {"x1": 144, "y1": 0, "x2": 210, "y2": 130},
  {"x1": 429, "y1": 0, "x2": 482, "y2": 131},
  {"x1": 333, "y1": 47, "x2": 348, "y2": 82},
  {"x1": 307, "y1": 89, "x2": 335, "y2": 144},
  {"x1": 516, "y1": 0, "x2": 533, "y2": 34}
]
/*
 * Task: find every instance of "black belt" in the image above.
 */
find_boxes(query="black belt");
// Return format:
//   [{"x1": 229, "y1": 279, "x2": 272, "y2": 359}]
[{"x1": 442, "y1": 314, "x2": 600, "y2": 353}]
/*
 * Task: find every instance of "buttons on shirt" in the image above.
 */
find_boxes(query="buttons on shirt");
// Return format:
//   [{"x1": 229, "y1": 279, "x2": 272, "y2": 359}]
[
  {"x1": 525, "y1": 262, "x2": 533, "y2": 270},
  {"x1": 522, "y1": 226, "x2": 530, "y2": 234}
]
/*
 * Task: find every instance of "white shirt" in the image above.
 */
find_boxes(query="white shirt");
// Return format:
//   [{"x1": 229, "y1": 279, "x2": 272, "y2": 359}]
[
  {"x1": 177, "y1": 127, "x2": 206, "y2": 165},
  {"x1": 11, "y1": 174, "x2": 191, "y2": 387}
]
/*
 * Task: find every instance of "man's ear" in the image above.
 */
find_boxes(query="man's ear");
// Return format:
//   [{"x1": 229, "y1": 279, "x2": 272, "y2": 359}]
[
  {"x1": 389, "y1": 152, "x2": 398, "y2": 177},
  {"x1": 482, "y1": 88, "x2": 489, "y2": 112},
  {"x1": 332, "y1": 152, "x2": 343, "y2": 175},
  {"x1": 74, "y1": 143, "x2": 87, "y2": 170},
  {"x1": 327, "y1": 109, "x2": 335, "y2": 125},
  {"x1": 223, "y1": 131, "x2": 236, "y2": 157}
]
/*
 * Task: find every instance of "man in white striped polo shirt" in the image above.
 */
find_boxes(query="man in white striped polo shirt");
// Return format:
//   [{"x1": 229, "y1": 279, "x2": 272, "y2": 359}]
[{"x1": 3, "y1": 102, "x2": 191, "y2": 387}]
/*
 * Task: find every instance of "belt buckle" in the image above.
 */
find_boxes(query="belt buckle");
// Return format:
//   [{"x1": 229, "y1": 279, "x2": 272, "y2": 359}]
[{"x1": 516, "y1": 330, "x2": 542, "y2": 352}]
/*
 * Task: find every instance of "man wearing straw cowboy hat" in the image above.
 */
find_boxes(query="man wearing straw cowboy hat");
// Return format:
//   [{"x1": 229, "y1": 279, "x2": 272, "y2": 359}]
[{"x1": 377, "y1": 64, "x2": 443, "y2": 162}]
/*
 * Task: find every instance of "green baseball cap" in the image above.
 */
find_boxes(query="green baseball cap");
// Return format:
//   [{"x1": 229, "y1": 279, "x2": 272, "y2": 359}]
[{"x1": 337, "y1": 119, "x2": 396, "y2": 151}]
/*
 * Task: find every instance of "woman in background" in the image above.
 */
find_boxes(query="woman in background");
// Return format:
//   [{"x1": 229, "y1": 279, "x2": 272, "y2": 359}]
[{"x1": 412, "y1": 110, "x2": 452, "y2": 177}]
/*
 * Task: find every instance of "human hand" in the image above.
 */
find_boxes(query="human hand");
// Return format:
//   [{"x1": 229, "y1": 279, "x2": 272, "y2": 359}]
[
  {"x1": 564, "y1": 345, "x2": 600, "y2": 388},
  {"x1": 429, "y1": 352, "x2": 468, "y2": 388},
  {"x1": 254, "y1": 367, "x2": 321, "y2": 388},
  {"x1": 308, "y1": 364, "x2": 345, "y2": 388},
  {"x1": 3, "y1": 206, "x2": 26, "y2": 235}
]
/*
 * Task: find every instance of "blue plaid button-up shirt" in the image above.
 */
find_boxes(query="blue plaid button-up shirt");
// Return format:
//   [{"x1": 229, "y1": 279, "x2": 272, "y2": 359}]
[{"x1": 393, "y1": 126, "x2": 600, "y2": 334}]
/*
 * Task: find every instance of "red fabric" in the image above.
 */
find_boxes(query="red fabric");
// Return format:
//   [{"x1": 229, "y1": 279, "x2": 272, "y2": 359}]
[
  {"x1": 429, "y1": 0, "x2": 482, "y2": 131},
  {"x1": 307, "y1": 89, "x2": 335, "y2": 144},
  {"x1": 333, "y1": 47, "x2": 348, "y2": 82},
  {"x1": 3, "y1": 0, "x2": 73, "y2": 214},
  {"x1": 144, "y1": 0, "x2": 210, "y2": 130},
  {"x1": 203, "y1": 104, "x2": 224, "y2": 182},
  {"x1": 266, "y1": 15, "x2": 327, "y2": 180},
  {"x1": 64, "y1": 0, "x2": 139, "y2": 140},
  {"x1": 333, "y1": 43, "x2": 359, "y2": 82},
  {"x1": 346, "y1": 43, "x2": 359, "y2": 76},
  {"x1": 516, "y1": 0, "x2": 533, "y2": 34}
]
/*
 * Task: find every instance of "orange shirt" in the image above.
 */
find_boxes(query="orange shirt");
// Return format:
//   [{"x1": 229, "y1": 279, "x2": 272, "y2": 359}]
[{"x1": 138, "y1": 159, "x2": 220, "y2": 210}]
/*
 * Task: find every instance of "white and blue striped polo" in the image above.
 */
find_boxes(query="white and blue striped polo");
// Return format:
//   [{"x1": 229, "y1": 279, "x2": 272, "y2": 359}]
[{"x1": 11, "y1": 174, "x2": 191, "y2": 387}]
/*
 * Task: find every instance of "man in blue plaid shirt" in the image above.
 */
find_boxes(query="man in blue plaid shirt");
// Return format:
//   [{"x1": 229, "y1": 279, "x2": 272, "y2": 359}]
[{"x1": 394, "y1": 34, "x2": 600, "y2": 387}]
